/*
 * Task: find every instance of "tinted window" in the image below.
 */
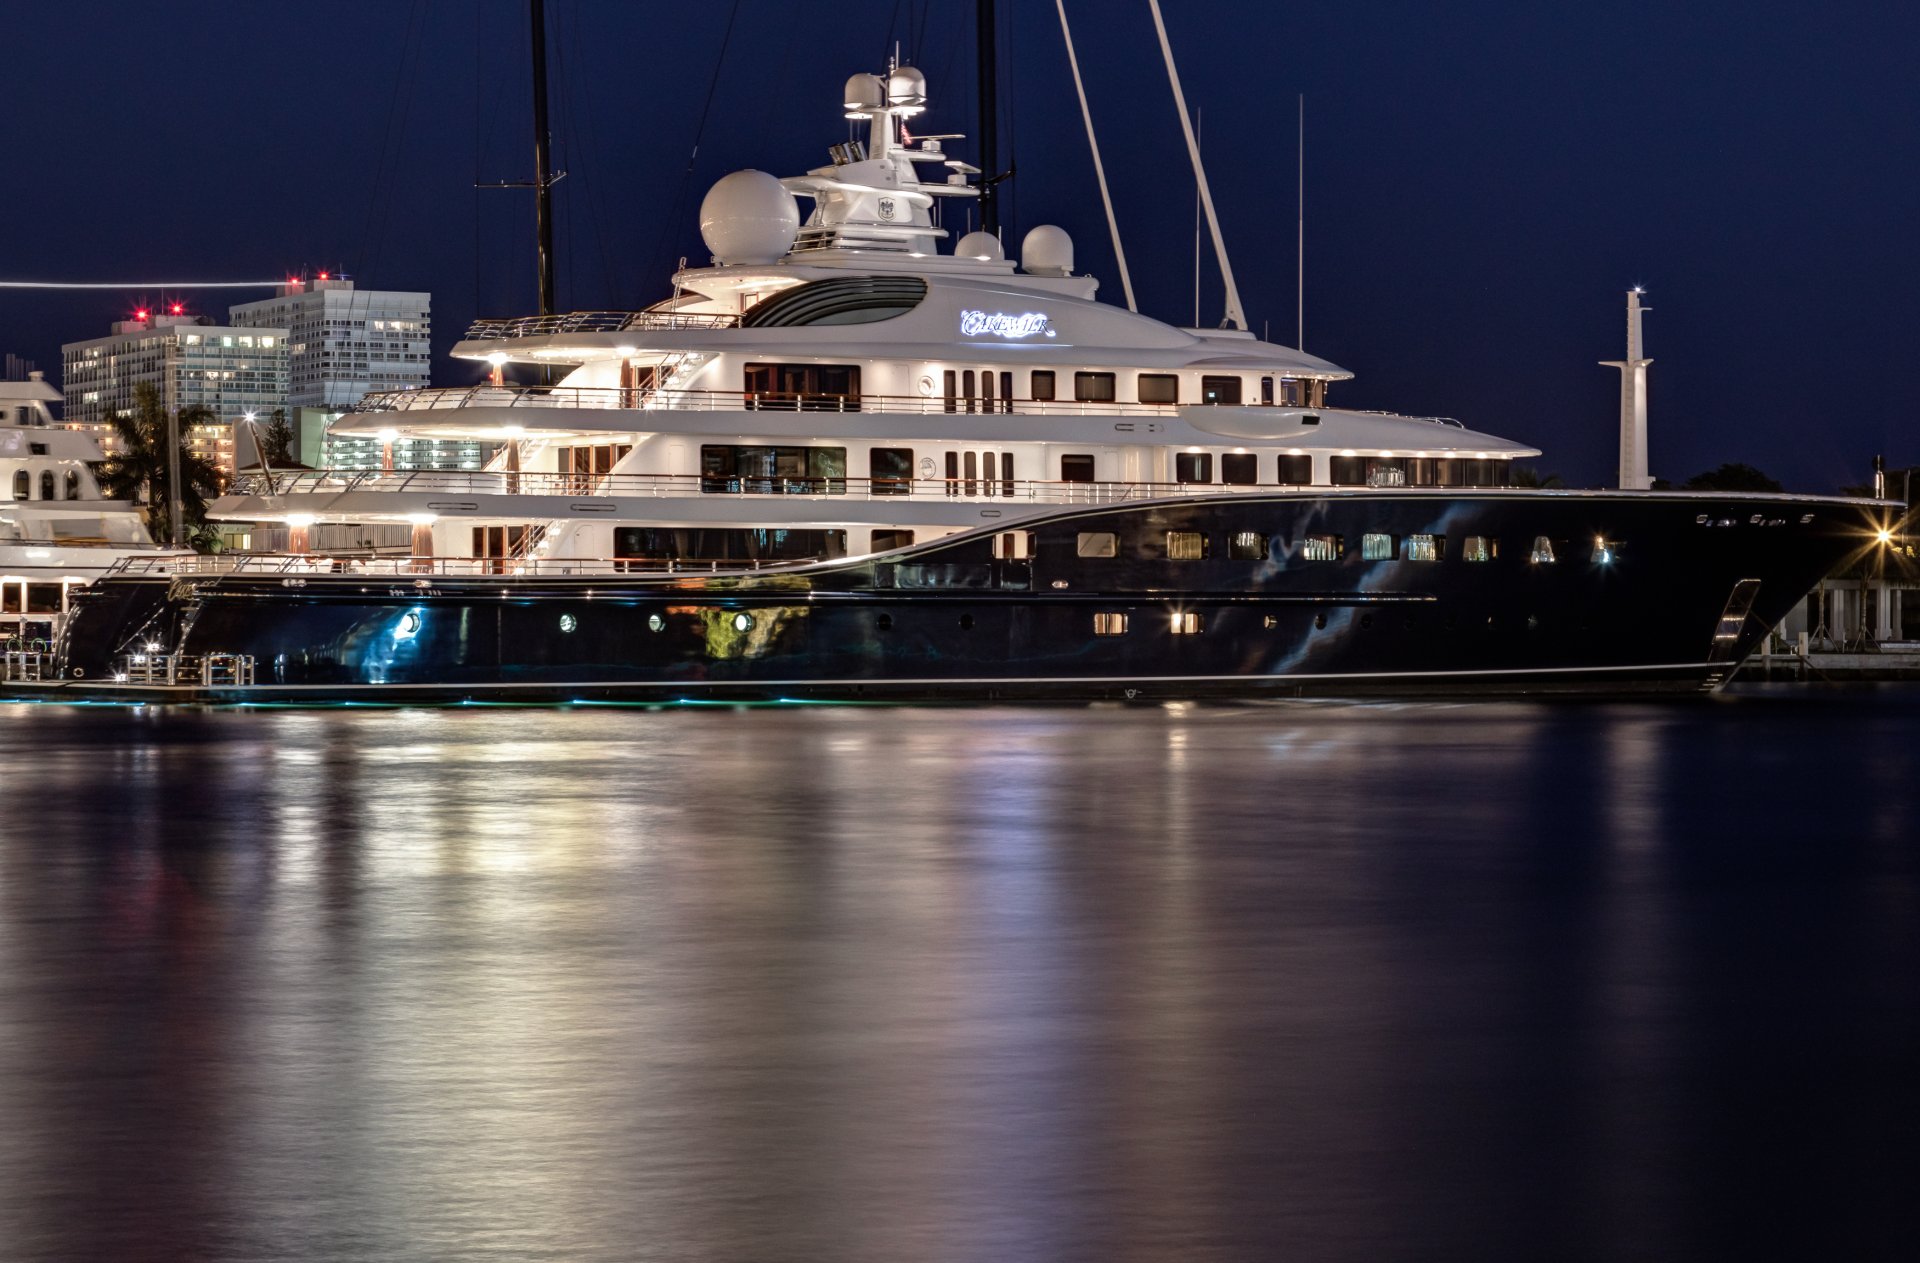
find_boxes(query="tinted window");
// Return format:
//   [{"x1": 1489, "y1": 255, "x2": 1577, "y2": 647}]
[
  {"x1": 1301, "y1": 534, "x2": 1343, "y2": 561},
  {"x1": 1077, "y1": 531, "x2": 1118, "y2": 558},
  {"x1": 1031, "y1": 370, "x2": 1056, "y2": 401},
  {"x1": 1073, "y1": 372, "x2": 1116, "y2": 402},
  {"x1": 1138, "y1": 374, "x2": 1179, "y2": 404},
  {"x1": 1166, "y1": 531, "x2": 1208, "y2": 561},
  {"x1": 1229, "y1": 531, "x2": 1268, "y2": 560},
  {"x1": 1276, "y1": 454, "x2": 1312, "y2": 484},
  {"x1": 1461, "y1": 536, "x2": 1497, "y2": 562},
  {"x1": 1221, "y1": 453, "x2": 1258, "y2": 485},
  {"x1": 1175, "y1": 452, "x2": 1212, "y2": 483},
  {"x1": 1060, "y1": 454, "x2": 1096, "y2": 482},
  {"x1": 869, "y1": 447, "x2": 913, "y2": 495},
  {"x1": 1329, "y1": 456, "x2": 1366, "y2": 486},
  {"x1": 1401, "y1": 534, "x2": 1444, "y2": 561},
  {"x1": 1201, "y1": 375, "x2": 1243, "y2": 405},
  {"x1": 1361, "y1": 533, "x2": 1395, "y2": 561}
]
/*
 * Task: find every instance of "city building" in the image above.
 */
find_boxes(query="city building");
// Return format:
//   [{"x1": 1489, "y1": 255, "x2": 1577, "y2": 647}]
[
  {"x1": 61, "y1": 309, "x2": 290, "y2": 473},
  {"x1": 229, "y1": 275, "x2": 483, "y2": 471}
]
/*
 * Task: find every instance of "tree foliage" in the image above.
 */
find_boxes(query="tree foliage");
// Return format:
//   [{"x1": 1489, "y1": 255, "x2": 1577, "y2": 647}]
[
  {"x1": 1509, "y1": 465, "x2": 1564, "y2": 489},
  {"x1": 258, "y1": 409, "x2": 295, "y2": 466},
  {"x1": 94, "y1": 382, "x2": 227, "y2": 548},
  {"x1": 1681, "y1": 462, "x2": 1783, "y2": 493}
]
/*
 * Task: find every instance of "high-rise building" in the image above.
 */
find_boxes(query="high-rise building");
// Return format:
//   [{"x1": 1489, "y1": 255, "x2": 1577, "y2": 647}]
[
  {"x1": 230, "y1": 275, "x2": 482, "y2": 471},
  {"x1": 61, "y1": 311, "x2": 290, "y2": 472}
]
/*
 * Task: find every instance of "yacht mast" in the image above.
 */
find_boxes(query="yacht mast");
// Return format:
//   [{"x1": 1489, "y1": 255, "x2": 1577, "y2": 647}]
[
  {"x1": 977, "y1": 0, "x2": 1000, "y2": 236},
  {"x1": 529, "y1": 0, "x2": 557, "y2": 316},
  {"x1": 1601, "y1": 288, "x2": 1653, "y2": 489},
  {"x1": 1146, "y1": 0, "x2": 1246, "y2": 331}
]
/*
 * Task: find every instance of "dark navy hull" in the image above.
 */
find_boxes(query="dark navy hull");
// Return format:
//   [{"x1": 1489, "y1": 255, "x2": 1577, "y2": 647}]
[{"x1": 43, "y1": 491, "x2": 1887, "y2": 702}]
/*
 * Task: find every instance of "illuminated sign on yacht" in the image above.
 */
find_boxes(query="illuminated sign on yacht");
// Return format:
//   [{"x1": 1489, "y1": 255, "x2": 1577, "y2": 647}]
[{"x1": 959, "y1": 310, "x2": 1054, "y2": 339}]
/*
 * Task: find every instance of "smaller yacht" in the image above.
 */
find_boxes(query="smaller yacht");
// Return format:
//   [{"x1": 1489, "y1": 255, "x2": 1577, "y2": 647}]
[{"x1": 0, "y1": 374, "x2": 184, "y2": 647}]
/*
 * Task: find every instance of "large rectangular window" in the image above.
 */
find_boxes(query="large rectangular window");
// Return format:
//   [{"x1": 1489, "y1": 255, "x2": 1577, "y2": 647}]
[
  {"x1": 869, "y1": 447, "x2": 913, "y2": 495},
  {"x1": 1170, "y1": 611, "x2": 1204, "y2": 635},
  {"x1": 1201, "y1": 375, "x2": 1243, "y2": 405},
  {"x1": 615, "y1": 527, "x2": 847, "y2": 566},
  {"x1": 1461, "y1": 536, "x2": 1497, "y2": 562},
  {"x1": 1060, "y1": 454, "x2": 1096, "y2": 482},
  {"x1": 700, "y1": 445, "x2": 848, "y2": 494},
  {"x1": 1301, "y1": 534, "x2": 1343, "y2": 561},
  {"x1": 1166, "y1": 531, "x2": 1208, "y2": 560},
  {"x1": 1030, "y1": 370, "x2": 1056, "y2": 401},
  {"x1": 1175, "y1": 452, "x2": 1213, "y2": 483},
  {"x1": 1073, "y1": 371, "x2": 1116, "y2": 402},
  {"x1": 870, "y1": 528, "x2": 915, "y2": 551},
  {"x1": 1401, "y1": 533, "x2": 1444, "y2": 562},
  {"x1": 1361, "y1": 533, "x2": 1395, "y2": 561},
  {"x1": 1365, "y1": 458, "x2": 1408, "y2": 487},
  {"x1": 1077, "y1": 531, "x2": 1118, "y2": 558},
  {"x1": 1221, "y1": 453, "x2": 1258, "y2": 485},
  {"x1": 743, "y1": 362, "x2": 861, "y2": 411},
  {"x1": 1276, "y1": 454, "x2": 1313, "y2": 485},
  {"x1": 1137, "y1": 374, "x2": 1179, "y2": 404},
  {"x1": 1094, "y1": 612, "x2": 1129, "y2": 636},
  {"x1": 1329, "y1": 456, "x2": 1366, "y2": 486},
  {"x1": 1229, "y1": 531, "x2": 1268, "y2": 560}
]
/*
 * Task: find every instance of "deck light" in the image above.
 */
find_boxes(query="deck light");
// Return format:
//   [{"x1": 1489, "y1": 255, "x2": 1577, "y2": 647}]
[
  {"x1": 405, "y1": 513, "x2": 438, "y2": 526},
  {"x1": 1877, "y1": 528, "x2": 1895, "y2": 545},
  {"x1": 285, "y1": 513, "x2": 316, "y2": 528},
  {"x1": 615, "y1": 345, "x2": 637, "y2": 358},
  {"x1": 376, "y1": 428, "x2": 399, "y2": 445}
]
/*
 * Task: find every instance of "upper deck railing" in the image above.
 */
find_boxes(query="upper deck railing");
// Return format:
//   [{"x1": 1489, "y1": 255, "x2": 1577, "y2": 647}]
[
  {"x1": 105, "y1": 553, "x2": 785, "y2": 579},
  {"x1": 464, "y1": 311, "x2": 739, "y2": 340}
]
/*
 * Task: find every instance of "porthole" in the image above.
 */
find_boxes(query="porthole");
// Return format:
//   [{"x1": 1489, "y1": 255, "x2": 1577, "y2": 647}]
[
  {"x1": 1314, "y1": 611, "x2": 1327, "y2": 630},
  {"x1": 647, "y1": 613, "x2": 665, "y2": 633},
  {"x1": 958, "y1": 613, "x2": 975, "y2": 630},
  {"x1": 559, "y1": 613, "x2": 577, "y2": 634},
  {"x1": 876, "y1": 613, "x2": 894, "y2": 631},
  {"x1": 732, "y1": 612, "x2": 754, "y2": 632}
]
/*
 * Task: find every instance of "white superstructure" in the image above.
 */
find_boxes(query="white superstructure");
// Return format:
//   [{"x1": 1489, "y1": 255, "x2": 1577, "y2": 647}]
[
  {"x1": 209, "y1": 65, "x2": 1538, "y2": 571},
  {"x1": 1, "y1": 374, "x2": 184, "y2": 645}
]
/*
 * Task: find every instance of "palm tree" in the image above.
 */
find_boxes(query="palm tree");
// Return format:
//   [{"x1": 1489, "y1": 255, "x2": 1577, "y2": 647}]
[
  {"x1": 1510, "y1": 465, "x2": 1564, "y2": 489},
  {"x1": 95, "y1": 383, "x2": 227, "y2": 548}
]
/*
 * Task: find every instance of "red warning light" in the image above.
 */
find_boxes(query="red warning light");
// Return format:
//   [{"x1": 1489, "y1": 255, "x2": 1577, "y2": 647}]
[
  {"x1": 135, "y1": 308, "x2": 150, "y2": 321},
  {"x1": 170, "y1": 303, "x2": 184, "y2": 316},
  {"x1": 318, "y1": 271, "x2": 330, "y2": 280}
]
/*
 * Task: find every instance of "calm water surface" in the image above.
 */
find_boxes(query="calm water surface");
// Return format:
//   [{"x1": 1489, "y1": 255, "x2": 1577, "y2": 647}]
[{"x1": 1, "y1": 688, "x2": 1915, "y2": 1261}]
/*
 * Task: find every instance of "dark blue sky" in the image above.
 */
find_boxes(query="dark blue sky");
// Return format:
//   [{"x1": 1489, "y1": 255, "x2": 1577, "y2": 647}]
[{"x1": 3, "y1": 0, "x2": 1913, "y2": 489}]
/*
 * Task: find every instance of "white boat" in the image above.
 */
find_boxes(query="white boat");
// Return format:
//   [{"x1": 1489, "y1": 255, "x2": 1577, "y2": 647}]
[{"x1": 0, "y1": 374, "x2": 186, "y2": 647}]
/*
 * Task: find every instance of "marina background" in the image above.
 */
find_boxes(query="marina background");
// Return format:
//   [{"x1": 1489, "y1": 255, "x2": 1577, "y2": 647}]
[{"x1": 1, "y1": 690, "x2": 1915, "y2": 1259}]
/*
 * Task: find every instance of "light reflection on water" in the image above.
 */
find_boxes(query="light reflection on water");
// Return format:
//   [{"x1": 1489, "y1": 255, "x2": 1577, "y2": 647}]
[{"x1": 0, "y1": 688, "x2": 1916, "y2": 1261}]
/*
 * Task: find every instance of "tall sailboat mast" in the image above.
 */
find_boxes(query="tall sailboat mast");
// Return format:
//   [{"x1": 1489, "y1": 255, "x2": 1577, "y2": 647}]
[
  {"x1": 529, "y1": 0, "x2": 557, "y2": 317},
  {"x1": 977, "y1": 0, "x2": 1000, "y2": 236}
]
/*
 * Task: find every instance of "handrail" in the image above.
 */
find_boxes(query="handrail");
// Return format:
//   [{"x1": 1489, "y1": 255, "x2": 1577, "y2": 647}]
[
  {"x1": 220, "y1": 468, "x2": 1293, "y2": 506},
  {"x1": 104, "y1": 553, "x2": 784, "y2": 579},
  {"x1": 465, "y1": 310, "x2": 739, "y2": 340}
]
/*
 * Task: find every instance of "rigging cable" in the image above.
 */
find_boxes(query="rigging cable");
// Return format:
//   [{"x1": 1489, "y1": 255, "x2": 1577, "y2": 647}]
[
  {"x1": 645, "y1": 0, "x2": 744, "y2": 290},
  {"x1": 356, "y1": 0, "x2": 433, "y2": 285},
  {"x1": 1054, "y1": 0, "x2": 1135, "y2": 310}
]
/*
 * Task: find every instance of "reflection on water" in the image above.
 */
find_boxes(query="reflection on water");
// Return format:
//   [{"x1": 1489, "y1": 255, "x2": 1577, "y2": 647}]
[{"x1": 0, "y1": 688, "x2": 1916, "y2": 1261}]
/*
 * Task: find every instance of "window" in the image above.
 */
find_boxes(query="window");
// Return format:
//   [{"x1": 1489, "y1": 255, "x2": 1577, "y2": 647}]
[
  {"x1": 1166, "y1": 531, "x2": 1208, "y2": 560},
  {"x1": 1073, "y1": 371, "x2": 1115, "y2": 402},
  {"x1": 1137, "y1": 373, "x2": 1179, "y2": 404},
  {"x1": 1365, "y1": 458, "x2": 1407, "y2": 487},
  {"x1": 1060, "y1": 454, "x2": 1096, "y2": 482},
  {"x1": 1076, "y1": 531, "x2": 1118, "y2": 558},
  {"x1": 39, "y1": 471, "x2": 55, "y2": 500},
  {"x1": 1170, "y1": 611, "x2": 1204, "y2": 635},
  {"x1": 1280, "y1": 378, "x2": 1303, "y2": 406},
  {"x1": 1361, "y1": 533, "x2": 1395, "y2": 560},
  {"x1": 1175, "y1": 452, "x2": 1213, "y2": 483},
  {"x1": 870, "y1": 529, "x2": 915, "y2": 551},
  {"x1": 1031, "y1": 370, "x2": 1056, "y2": 401},
  {"x1": 962, "y1": 369, "x2": 976, "y2": 413},
  {"x1": 700, "y1": 445, "x2": 847, "y2": 494},
  {"x1": 1461, "y1": 536, "x2": 1497, "y2": 562},
  {"x1": 1000, "y1": 452, "x2": 1015, "y2": 497},
  {"x1": 64, "y1": 471, "x2": 80, "y2": 500},
  {"x1": 1329, "y1": 456, "x2": 1366, "y2": 486},
  {"x1": 943, "y1": 369, "x2": 957, "y2": 413},
  {"x1": 870, "y1": 447, "x2": 913, "y2": 495},
  {"x1": 12, "y1": 471, "x2": 27, "y2": 500},
  {"x1": 999, "y1": 371, "x2": 1013, "y2": 412},
  {"x1": 742, "y1": 362, "x2": 861, "y2": 410},
  {"x1": 1201, "y1": 375, "x2": 1243, "y2": 405},
  {"x1": 1276, "y1": 454, "x2": 1312, "y2": 485},
  {"x1": 963, "y1": 450, "x2": 978, "y2": 495},
  {"x1": 1260, "y1": 376, "x2": 1275, "y2": 405},
  {"x1": 1229, "y1": 531, "x2": 1268, "y2": 560},
  {"x1": 1401, "y1": 533, "x2": 1444, "y2": 561},
  {"x1": 1094, "y1": 612, "x2": 1129, "y2": 636},
  {"x1": 1301, "y1": 534, "x2": 1343, "y2": 561},
  {"x1": 1530, "y1": 536, "x2": 1557, "y2": 564},
  {"x1": 1221, "y1": 453, "x2": 1258, "y2": 485},
  {"x1": 1592, "y1": 537, "x2": 1619, "y2": 564}
]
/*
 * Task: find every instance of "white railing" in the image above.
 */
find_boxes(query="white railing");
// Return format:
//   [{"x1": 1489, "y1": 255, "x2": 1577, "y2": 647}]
[
  {"x1": 350, "y1": 384, "x2": 1190, "y2": 418},
  {"x1": 222, "y1": 469, "x2": 1246, "y2": 507},
  {"x1": 106, "y1": 554, "x2": 784, "y2": 579},
  {"x1": 465, "y1": 311, "x2": 739, "y2": 340}
]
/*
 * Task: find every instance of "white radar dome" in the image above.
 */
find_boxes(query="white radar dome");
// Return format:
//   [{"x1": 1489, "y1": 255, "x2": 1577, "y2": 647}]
[
  {"x1": 888, "y1": 66, "x2": 927, "y2": 112},
  {"x1": 1021, "y1": 224, "x2": 1074, "y2": 276},
  {"x1": 699, "y1": 170, "x2": 800, "y2": 266},
  {"x1": 953, "y1": 231, "x2": 1004, "y2": 261},
  {"x1": 844, "y1": 73, "x2": 887, "y2": 112}
]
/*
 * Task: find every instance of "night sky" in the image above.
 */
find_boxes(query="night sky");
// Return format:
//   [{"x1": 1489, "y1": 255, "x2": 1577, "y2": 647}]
[{"x1": 3, "y1": 0, "x2": 1913, "y2": 491}]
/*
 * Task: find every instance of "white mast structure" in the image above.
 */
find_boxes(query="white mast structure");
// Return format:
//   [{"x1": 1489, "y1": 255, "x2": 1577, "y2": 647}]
[
  {"x1": 1602, "y1": 287, "x2": 1653, "y2": 490},
  {"x1": 1146, "y1": 0, "x2": 1246, "y2": 331}
]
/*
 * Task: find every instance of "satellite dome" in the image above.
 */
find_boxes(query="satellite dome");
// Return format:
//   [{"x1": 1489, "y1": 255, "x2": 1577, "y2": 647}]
[
  {"x1": 844, "y1": 73, "x2": 887, "y2": 113},
  {"x1": 1021, "y1": 224, "x2": 1074, "y2": 276},
  {"x1": 699, "y1": 170, "x2": 800, "y2": 266},
  {"x1": 953, "y1": 231, "x2": 1004, "y2": 261},
  {"x1": 888, "y1": 66, "x2": 927, "y2": 112}
]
